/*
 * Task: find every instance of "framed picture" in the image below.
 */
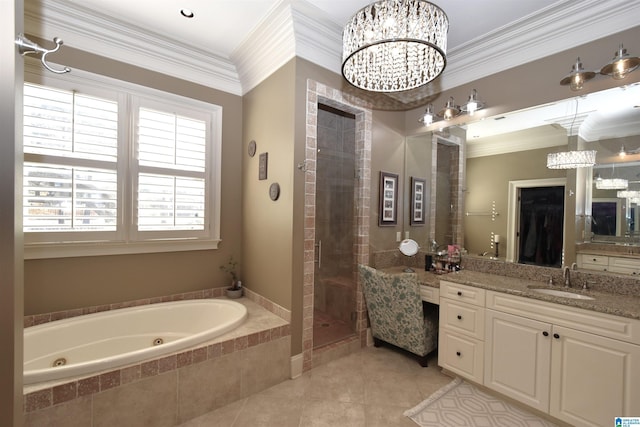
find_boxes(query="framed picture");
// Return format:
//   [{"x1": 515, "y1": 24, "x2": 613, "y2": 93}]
[
  {"x1": 378, "y1": 171, "x2": 398, "y2": 226},
  {"x1": 410, "y1": 177, "x2": 426, "y2": 226},
  {"x1": 259, "y1": 152, "x2": 268, "y2": 180}
]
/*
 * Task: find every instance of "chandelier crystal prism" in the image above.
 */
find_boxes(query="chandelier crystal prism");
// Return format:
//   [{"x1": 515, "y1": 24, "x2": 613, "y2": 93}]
[{"x1": 341, "y1": 0, "x2": 448, "y2": 92}]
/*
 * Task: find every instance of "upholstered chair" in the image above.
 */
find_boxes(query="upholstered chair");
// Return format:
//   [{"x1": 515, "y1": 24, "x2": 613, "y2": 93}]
[{"x1": 358, "y1": 264, "x2": 438, "y2": 366}]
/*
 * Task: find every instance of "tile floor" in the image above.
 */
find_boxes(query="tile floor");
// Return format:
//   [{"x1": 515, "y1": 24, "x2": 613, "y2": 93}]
[{"x1": 178, "y1": 344, "x2": 452, "y2": 427}]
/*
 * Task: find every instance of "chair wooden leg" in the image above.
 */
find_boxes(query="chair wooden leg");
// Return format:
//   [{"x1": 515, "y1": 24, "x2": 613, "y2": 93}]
[{"x1": 417, "y1": 354, "x2": 429, "y2": 367}]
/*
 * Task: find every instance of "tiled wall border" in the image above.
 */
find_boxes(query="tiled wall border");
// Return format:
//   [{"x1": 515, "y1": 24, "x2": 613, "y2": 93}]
[
  {"x1": 303, "y1": 80, "x2": 372, "y2": 372},
  {"x1": 24, "y1": 324, "x2": 290, "y2": 414},
  {"x1": 24, "y1": 286, "x2": 291, "y2": 328}
]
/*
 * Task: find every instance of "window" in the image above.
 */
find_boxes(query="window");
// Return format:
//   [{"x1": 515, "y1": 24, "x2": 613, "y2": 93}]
[{"x1": 23, "y1": 66, "x2": 222, "y2": 259}]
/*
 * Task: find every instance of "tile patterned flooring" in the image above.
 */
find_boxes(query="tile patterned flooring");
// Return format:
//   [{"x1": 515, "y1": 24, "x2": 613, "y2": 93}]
[{"x1": 178, "y1": 345, "x2": 452, "y2": 427}]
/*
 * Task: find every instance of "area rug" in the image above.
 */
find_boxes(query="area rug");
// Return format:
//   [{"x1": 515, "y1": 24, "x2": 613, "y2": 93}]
[{"x1": 404, "y1": 378, "x2": 558, "y2": 427}]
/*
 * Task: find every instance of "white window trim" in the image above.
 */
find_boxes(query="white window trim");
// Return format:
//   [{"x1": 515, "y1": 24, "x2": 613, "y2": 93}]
[{"x1": 23, "y1": 61, "x2": 222, "y2": 260}]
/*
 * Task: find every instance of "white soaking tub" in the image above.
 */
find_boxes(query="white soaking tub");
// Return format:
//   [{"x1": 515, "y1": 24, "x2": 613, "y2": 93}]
[{"x1": 24, "y1": 299, "x2": 247, "y2": 385}]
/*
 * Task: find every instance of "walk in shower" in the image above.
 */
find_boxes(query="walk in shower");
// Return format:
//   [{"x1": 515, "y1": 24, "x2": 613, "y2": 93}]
[{"x1": 313, "y1": 104, "x2": 357, "y2": 349}]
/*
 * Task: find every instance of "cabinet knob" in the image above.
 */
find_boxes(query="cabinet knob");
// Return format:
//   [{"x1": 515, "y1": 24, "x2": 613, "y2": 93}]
[
  {"x1": 542, "y1": 331, "x2": 549, "y2": 337},
  {"x1": 457, "y1": 315, "x2": 462, "y2": 320},
  {"x1": 553, "y1": 333, "x2": 560, "y2": 339},
  {"x1": 456, "y1": 351, "x2": 461, "y2": 357},
  {"x1": 457, "y1": 291, "x2": 463, "y2": 296}
]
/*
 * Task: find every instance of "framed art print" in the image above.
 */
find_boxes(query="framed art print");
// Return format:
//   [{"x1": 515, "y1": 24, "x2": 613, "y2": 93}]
[
  {"x1": 378, "y1": 171, "x2": 398, "y2": 226},
  {"x1": 410, "y1": 177, "x2": 426, "y2": 225}
]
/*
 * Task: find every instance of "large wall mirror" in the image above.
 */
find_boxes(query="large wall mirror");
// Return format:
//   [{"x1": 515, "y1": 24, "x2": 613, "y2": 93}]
[{"x1": 463, "y1": 82, "x2": 640, "y2": 267}]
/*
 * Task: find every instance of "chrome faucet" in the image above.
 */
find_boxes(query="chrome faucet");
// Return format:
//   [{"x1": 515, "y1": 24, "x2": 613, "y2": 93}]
[{"x1": 563, "y1": 266, "x2": 571, "y2": 288}]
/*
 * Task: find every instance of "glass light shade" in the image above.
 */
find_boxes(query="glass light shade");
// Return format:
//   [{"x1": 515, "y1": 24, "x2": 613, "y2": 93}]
[
  {"x1": 595, "y1": 178, "x2": 628, "y2": 190},
  {"x1": 438, "y1": 97, "x2": 461, "y2": 120},
  {"x1": 342, "y1": 0, "x2": 448, "y2": 92},
  {"x1": 600, "y1": 44, "x2": 640, "y2": 80},
  {"x1": 461, "y1": 89, "x2": 485, "y2": 115},
  {"x1": 560, "y1": 57, "x2": 596, "y2": 91},
  {"x1": 546, "y1": 150, "x2": 596, "y2": 169},
  {"x1": 419, "y1": 103, "x2": 435, "y2": 125}
]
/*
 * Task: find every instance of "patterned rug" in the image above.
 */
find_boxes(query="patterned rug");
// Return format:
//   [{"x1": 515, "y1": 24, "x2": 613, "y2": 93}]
[{"x1": 404, "y1": 378, "x2": 558, "y2": 427}]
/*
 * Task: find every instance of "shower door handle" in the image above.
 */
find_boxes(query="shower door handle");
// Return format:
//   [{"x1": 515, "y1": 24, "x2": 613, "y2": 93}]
[{"x1": 315, "y1": 240, "x2": 322, "y2": 269}]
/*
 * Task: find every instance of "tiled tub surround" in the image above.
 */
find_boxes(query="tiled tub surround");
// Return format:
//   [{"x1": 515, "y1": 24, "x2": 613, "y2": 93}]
[{"x1": 23, "y1": 297, "x2": 291, "y2": 426}]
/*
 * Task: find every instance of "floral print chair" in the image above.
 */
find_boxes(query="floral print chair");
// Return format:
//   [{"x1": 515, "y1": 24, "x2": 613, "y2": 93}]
[{"x1": 358, "y1": 264, "x2": 438, "y2": 366}]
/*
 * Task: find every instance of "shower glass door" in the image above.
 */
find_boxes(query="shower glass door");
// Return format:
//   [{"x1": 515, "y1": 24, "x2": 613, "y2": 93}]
[{"x1": 313, "y1": 104, "x2": 356, "y2": 349}]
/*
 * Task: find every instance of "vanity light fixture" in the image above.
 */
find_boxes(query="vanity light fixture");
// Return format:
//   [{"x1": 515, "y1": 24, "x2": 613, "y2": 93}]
[
  {"x1": 419, "y1": 103, "x2": 435, "y2": 125},
  {"x1": 619, "y1": 145, "x2": 627, "y2": 158},
  {"x1": 341, "y1": 0, "x2": 449, "y2": 92},
  {"x1": 419, "y1": 90, "x2": 487, "y2": 126},
  {"x1": 561, "y1": 44, "x2": 639, "y2": 90},
  {"x1": 600, "y1": 44, "x2": 640, "y2": 80},
  {"x1": 546, "y1": 150, "x2": 596, "y2": 169},
  {"x1": 461, "y1": 89, "x2": 485, "y2": 115},
  {"x1": 438, "y1": 97, "x2": 461, "y2": 120},
  {"x1": 560, "y1": 57, "x2": 596, "y2": 91}
]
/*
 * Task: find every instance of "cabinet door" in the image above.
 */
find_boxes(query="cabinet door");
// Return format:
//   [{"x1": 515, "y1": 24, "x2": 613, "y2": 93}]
[
  {"x1": 550, "y1": 325, "x2": 640, "y2": 427},
  {"x1": 439, "y1": 329, "x2": 484, "y2": 384},
  {"x1": 485, "y1": 309, "x2": 551, "y2": 412}
]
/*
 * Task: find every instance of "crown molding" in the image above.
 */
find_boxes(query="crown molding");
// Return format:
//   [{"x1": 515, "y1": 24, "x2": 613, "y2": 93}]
[
  {"x1": 442, "y1": 0, "x2": 640, "y2": 91},
  {"x1": 24, "y1": 0, "x2": 243, "y2": 95},
  {"x1": 22, "y1": 0, "x2": 640, "y2": 98},
  {"x1": 231, "y1": 2, "x2": 297, "y2": 94}
]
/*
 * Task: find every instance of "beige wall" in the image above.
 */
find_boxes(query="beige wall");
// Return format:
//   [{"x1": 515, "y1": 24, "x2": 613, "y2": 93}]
[{"x1": 23, "y1": 44, "x2": 244, "y2": 315}]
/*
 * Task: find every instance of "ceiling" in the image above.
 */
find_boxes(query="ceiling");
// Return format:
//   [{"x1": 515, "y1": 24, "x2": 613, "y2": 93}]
[
  {"x1": 51, "y1": 0, "x2": 556, "y2": 59},
  {"x1": 26, "y1": 0, "x2": 639, "y2": 111}
]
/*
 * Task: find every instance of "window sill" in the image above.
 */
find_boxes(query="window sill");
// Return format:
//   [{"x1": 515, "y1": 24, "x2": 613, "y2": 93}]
[{"x1": 24, "y1": 239, "x2": 221, "y2": 260}]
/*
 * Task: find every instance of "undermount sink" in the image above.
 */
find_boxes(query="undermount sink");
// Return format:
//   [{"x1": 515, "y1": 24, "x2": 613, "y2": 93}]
[{"x1": 530, "y1": 288, "x2": 595, "y2": 300}]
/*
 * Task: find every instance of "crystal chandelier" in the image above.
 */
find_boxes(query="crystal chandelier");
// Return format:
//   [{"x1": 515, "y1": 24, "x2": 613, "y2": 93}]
[
  {"x1": 546, "y1": 150, "x2": 596, "y2": 169},
  {"x1": 595, "y1": 178, "x2": 628, "y2": 190},
  {"x1": 617, "y1": 190, "x2": 640, "y2": 199},
  {"x1": 342, "y1": 0, "x2": 448, "y2": 92}
]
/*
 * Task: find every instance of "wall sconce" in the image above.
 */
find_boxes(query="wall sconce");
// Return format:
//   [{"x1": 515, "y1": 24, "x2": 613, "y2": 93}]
[
  {"x1": 600, "y1": 44, "x2": 640, "y2": 80},
  {"x1": 560, "y1": 57, "x2": 595, "y2": 91},
  {"x1": 560, "y1": 43, "x2": 639, "y2": 90},
  {"x1": 461, "y1": 89, "x2": 485, "y2": 115}
]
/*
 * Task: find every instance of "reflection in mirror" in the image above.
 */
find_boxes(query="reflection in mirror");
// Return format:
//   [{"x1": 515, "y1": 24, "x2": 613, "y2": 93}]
[
  {"x1": 404, "y1": 134, "x2": 431, "y2": 248},
  {"x1": 464, "y1": 82, "x2": 640, "y2": 267}
]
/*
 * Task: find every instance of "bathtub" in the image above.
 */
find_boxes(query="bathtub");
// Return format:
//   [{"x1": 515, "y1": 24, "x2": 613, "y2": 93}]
[{"x1": 24, "y1": 299, "x2": 247, "y2": 385}]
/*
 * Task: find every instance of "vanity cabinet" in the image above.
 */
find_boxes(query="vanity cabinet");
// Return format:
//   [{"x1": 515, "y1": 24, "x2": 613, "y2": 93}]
[
  {"x1": 484, "y1": 309, "x2": 551, "y2": 413},
  {"x1": 578, "y1": 253, "x2": 640, "y2": 275},
  {"x1": 438, "y1": 281, "x2": 485, "y2": 384},
  {"x1": 485, "y1": 290, "x2": 640, "y2": 427}
]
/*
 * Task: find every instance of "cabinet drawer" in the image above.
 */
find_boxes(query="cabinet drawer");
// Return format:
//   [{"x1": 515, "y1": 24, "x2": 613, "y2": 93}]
[
  {"x1": 439, "y1": 330, "x2": 484, "y2": 384},
  {"x1": 420, "y1": 285, "x2": 440, "y2": 305},
  {"x1": 440, "y1": 299, "x2": 485, "y2": 339},
  {"x1": 608, "y1": 257, "x2": 640, "y2": 275},
  {"x1": 440, "y1": 281, "x2": 486, "y2": 306},
  {"x1": 578, "y1": 254, "x2": 608, "y2": 266}
]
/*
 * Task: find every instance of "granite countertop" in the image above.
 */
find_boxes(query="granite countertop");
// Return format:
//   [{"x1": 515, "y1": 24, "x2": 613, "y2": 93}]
[{"x1": 382, "y1": 267, "x2": 640, "y2": 321}]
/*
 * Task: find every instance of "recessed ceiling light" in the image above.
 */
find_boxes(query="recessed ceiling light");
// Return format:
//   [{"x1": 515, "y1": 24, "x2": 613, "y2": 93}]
[{"x1": 180, "y1": 8, "x2": 195, "y2": 18}]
